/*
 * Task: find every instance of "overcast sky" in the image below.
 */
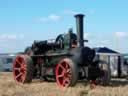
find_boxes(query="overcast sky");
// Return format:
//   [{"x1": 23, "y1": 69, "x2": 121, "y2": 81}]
[{"x1": 0, "y1": 0, "x2": 128, "y2": 53}]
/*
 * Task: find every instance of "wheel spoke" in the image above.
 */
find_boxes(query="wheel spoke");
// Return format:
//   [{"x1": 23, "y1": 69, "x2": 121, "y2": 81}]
[
  {"x1": 14, "y1": 68, "x2": 20, "y2": 71},
  {"x1": 16, "y1": 59, "x2": 22, "y2": 65},
  {"x1": 59, "y1": 64, "x2": 66, "y2": 72},
  {"x1": 67, "y1": 68, "x2": 71, "y2": 73},
  {"x1": 57, "y1": 72, "x2": 64, "y2": 78},
  {"x1": 16, "y1": 73, "x2": 22, "y2": 79},
  {"x1": 63, "y1": 78, "x2": 70, "y2": 87}
]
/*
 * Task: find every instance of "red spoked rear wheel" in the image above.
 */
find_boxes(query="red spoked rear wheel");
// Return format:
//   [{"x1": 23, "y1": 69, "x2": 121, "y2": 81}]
[
  {"x1": 13, "y1": 55, "x2": 33, "y2": 83},
  {"x1": 56, "y1": 58, "x2": 78, "y2": 87}
]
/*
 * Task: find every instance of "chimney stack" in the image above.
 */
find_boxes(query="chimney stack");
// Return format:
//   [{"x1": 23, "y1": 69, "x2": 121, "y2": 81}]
[{"x1": 74, "y1": 14, "x2": 84, "y2": 47}]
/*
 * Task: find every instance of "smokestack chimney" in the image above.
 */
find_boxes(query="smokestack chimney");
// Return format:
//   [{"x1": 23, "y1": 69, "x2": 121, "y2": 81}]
[{"x1": 74, "y1": 14, "x2": 84, "y2": 47}]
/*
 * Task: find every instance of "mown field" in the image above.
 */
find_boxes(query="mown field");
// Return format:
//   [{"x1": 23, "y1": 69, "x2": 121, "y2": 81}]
[{"x1": 0, "y1": 72, "x2": 128, "y2": 96}]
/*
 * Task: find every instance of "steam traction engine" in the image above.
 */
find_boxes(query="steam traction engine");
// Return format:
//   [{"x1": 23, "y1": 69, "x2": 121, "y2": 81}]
[{"x1": 13, "y1": 14, "x2": 111, "y2": 87}]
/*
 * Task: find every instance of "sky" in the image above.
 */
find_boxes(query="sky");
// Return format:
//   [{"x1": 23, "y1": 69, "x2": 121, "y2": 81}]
[{"x1": 0, "y1": 0, "x2": 128, "y2": 53}]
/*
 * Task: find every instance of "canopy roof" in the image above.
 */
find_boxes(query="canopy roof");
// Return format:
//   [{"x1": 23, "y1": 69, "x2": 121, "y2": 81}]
[{"x1": 94, "y1": 47, "x2": 119, "y2": 54}]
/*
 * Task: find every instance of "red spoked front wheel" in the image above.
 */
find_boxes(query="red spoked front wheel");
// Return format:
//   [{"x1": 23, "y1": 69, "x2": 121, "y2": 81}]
[{"x1": 55, "y1": 58, "x2": 78, "y2": 87}]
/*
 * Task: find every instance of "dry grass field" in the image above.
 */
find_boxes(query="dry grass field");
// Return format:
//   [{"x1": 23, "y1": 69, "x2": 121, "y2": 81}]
[{"x1": 0, "y1": 72, "x2": 128, "y2": 96}]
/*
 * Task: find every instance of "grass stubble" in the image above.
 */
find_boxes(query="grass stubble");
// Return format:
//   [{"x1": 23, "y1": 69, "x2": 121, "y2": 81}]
[{"x1": 0, "y1": 72, "x2": 128, "y2": 96}]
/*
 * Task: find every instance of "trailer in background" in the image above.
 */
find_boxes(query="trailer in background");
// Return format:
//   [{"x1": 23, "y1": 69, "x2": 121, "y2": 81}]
[{"x1": 0, "y1": 54, "x2": 15, "y2": 72}]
